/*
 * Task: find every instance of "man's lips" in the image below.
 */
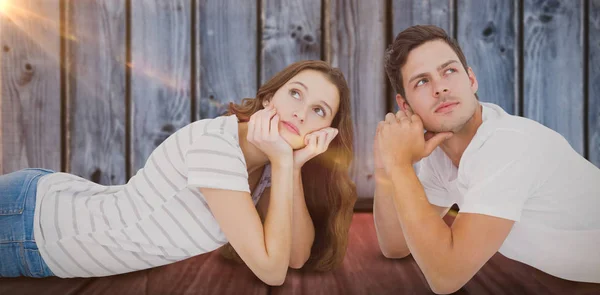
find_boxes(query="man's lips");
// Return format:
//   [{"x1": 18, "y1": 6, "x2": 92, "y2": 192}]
[
  {"x1": 435, "y1": 102, "x2": 459, "y2": 113},
  {"x1": 281, "y1": 121, "x2": 300, "y2": 135}
]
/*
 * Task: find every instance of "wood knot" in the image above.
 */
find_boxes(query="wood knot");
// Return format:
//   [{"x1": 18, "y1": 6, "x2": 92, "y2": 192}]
[
  {"x1": 161, "y1": 124, "x2": 175, "y2": 133},
  {"x1": 17, "y1": 62, "x2": 35, "y2": 85},
  {"x1": 482, "y1": 22, "x2": 495, "y2": 38},
  {"x1": 543, "y1": 0, "x2": 560, "y2": 13},
  {"x1": 91, "y1": 168, "x2": 102, "y2": 184},
  {"x1": 302, "y1": 34, "x2": 314, "y2": 43},
  {"x1": 539, "y1": 14, "x2": 553, "y2": 23}
]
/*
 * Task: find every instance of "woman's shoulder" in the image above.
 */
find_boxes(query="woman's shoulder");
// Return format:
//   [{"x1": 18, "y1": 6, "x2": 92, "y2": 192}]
[
  {"x1": 185, "y1": 114, "x2": 241, "y2": 148},
  {"x1": 186, "y1": 114, "x2": 238, "y2": 135}
]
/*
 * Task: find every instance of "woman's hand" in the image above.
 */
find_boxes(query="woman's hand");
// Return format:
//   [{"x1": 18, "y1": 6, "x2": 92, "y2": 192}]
[
  {"x1": 247, "y1": 105, "x2": 293, "y2": 164},
  {"x1": 293, "y1": 127, "x2": 338, "y2": 169}
]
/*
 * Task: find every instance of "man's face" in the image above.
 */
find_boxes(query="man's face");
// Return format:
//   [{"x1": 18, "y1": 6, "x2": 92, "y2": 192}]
[{"x1": 399, "y1": 40, "x2": 479, "y2": 133}]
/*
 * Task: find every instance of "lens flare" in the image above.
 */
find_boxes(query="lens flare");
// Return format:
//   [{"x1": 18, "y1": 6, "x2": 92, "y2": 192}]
[{"x1": 0, "y1": 0, "x2": 7, "y2": 14}]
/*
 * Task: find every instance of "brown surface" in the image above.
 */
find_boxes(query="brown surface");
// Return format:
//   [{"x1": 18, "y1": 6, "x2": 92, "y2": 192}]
[
  {"x1": 0, "y1": 247, "x2": 268, "y2": 295},
  {"x1": 272, "y1": 213, "x2": 600, "y2": 295},
  {"x1": 2, "y1": 213, "x2": 599, "y2": 295}
]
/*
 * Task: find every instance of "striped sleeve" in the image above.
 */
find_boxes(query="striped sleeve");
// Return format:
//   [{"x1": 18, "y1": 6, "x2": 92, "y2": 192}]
[{"x1": 185, "y1": 130, "x2": 250, "y2": 193}]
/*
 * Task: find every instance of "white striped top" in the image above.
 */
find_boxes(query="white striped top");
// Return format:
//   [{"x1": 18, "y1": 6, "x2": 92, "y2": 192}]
[{"x1": 33, "y1": 115, "x2": 272, "y2": 278}]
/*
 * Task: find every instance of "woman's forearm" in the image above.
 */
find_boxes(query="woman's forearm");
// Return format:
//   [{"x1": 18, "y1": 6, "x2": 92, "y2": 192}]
[
  {"x1": 262, "y1": 159, "x2": 294, "y2": 280},
  {"x1": 289, "y1": 168, "x2": 315, "y2": 268}
]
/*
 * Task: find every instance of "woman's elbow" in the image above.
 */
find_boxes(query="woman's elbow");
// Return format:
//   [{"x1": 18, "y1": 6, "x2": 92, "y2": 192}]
[
  {"x1": 255, "y1": 261, "x2": 289, "y2": 286},
  {"x1": 380, "y1": 246, "x2": 411, "y2": 259},
  {"x1": 259, "y1": 271, "x2": 287, "y2": 286},
  {"x1": 288, "y1": 253, "x2": 310, "y2": 269}
]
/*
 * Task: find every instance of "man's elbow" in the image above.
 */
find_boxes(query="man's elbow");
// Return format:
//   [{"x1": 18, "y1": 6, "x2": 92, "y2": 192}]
[
  {"x1": 430, "y1": 282, "x2": 463, "y2": 295},
  {"x1": 427, "y1": 273, "x2": 469, "y2": 294}
]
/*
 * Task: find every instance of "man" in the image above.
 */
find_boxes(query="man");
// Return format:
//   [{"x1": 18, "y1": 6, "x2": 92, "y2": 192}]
[{"x1": 373, "y1": 25, "x2": 600, "y2": 294}]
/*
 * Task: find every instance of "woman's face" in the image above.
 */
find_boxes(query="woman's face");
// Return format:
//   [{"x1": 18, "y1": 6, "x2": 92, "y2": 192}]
[{"x1": 266, "y1": 69, "x2": 340, "y2": 149}]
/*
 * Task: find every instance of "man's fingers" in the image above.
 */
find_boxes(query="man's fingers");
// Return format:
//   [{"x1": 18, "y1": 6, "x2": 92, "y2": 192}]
[
  {"x1": 424, "y1": 131, "x2": 436, "y2": 141},
  {"x1": 396, "y1": 109, "x2": 409, "y2": 120},
  {"x1": 423, "y1": 132, "x2": 453, "y2": 156},
  {"x1": 384, "y1": 112, "x2": 397, "y2": 124}
]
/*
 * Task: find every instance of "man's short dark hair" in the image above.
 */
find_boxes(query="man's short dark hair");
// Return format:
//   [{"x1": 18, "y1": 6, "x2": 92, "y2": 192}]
[{"x1": 384, "y1": 25, "x2": 471, "y2": 99}]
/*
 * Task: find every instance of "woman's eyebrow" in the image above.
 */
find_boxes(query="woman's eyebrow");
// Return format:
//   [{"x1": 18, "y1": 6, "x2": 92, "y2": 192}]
[{"x1": 290, "y1": 81, "x2": 309, "y2": 92}]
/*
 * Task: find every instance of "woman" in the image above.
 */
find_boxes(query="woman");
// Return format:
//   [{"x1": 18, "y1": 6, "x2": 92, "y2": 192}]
[{"x1": 0, "y1": 60, "x2": 357, "y2": 286}]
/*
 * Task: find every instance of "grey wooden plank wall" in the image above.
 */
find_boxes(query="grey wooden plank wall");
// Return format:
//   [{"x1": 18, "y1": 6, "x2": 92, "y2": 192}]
[{"x1": 1, "y1": 0, "x2": 599, "y2": 208}]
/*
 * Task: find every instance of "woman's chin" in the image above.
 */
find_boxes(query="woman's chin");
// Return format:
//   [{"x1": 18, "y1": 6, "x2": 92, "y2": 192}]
[{"x1": 281, "y1": 132, "x2": 303, "y2": 150}]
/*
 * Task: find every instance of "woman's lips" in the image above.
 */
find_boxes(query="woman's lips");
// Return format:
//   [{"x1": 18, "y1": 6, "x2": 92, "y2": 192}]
[{"x1": 281, "y1": 121, "x2": 300, "y2": 135}]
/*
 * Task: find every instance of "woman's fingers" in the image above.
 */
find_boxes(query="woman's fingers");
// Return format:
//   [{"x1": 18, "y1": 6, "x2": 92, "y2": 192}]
[{"x1": 270, "y1": 113, "x2": 280, "y2": 138}]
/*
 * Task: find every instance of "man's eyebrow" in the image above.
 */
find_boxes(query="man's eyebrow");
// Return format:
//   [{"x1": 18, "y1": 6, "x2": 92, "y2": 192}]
[{"x1": 437, "y1": 60, "x2": 459, "y2": 71}]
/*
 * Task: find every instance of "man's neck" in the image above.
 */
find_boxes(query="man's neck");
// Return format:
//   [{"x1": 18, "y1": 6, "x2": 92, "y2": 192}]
[
  {"x1": 439, "y1": 103, "x2": 483, "y2": 167},
  {"x1": 238, "y1": 122, "x2": 270, "y2": 174}
]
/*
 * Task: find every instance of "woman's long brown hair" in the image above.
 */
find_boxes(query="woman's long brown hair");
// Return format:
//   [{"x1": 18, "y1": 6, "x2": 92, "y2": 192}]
[{"x1": 219, "y1": 60, "x2": 357, "y2": 271}]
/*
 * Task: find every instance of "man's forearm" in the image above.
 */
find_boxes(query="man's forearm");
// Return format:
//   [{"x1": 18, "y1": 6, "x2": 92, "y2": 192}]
[
  {"x1": 373, "y1": 170, "x2": 411, "y2": 258},
  {"x1": 389, "y1": 164, "x2": 456, "y2": 287},
  {"x1": 289, "y1": 169, "x2": 315, "y2": 268}
]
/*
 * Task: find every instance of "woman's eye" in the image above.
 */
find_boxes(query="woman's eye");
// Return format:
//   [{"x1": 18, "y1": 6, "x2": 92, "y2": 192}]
[
  {"x1": 290, "y1": 89, "x2": 300, "y2": 99},
  {"x1": 314, "y1": 107, "x2": 325, "y2": 117}
]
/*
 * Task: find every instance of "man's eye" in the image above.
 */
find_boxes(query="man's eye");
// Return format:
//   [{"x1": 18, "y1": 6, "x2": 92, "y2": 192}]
[
  {"x1": 445, "y1": 68, "x2": 456, "y2": 75},
  {"x1": 416, "y1": 79, "x2": 428, "y2": 87}
]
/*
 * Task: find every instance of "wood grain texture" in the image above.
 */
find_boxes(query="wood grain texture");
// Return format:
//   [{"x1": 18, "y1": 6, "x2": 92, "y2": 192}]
[
  {"x1": 523, "y1": 0, "x2": 584, "y2": 154},
  {"x1": 457, "y1": 0, "x2": 518, "y2": 114},
  {"x1": 391, "y1": 0, "x2": 454, "y2": 112},
  {"x1": 3, "y1": 213, "x2": 600, "y2": 294},
  {"x1": 0, "y1": 250, "x2": 268, "y2": 295},
  {"x1": 131, "y1": 0, "x2": 191, "y2": 171},
  {"x1": 197, "y1": 0, "x2": 257, "y2": 119},
  {"x1": 65, "y1": 0, "x2": 127, "y2": 185},
  {"x1": 392, "y1": 0, "x2": 454, "y2": 37},
  {"x1": 270, "y1": 213, "x2": 600, "y2": 295},
  {"x1": 590, "y1": 0, "x2": 600, "y2": 167},
  {"x1": 328, "y1": 0, "x2": 387, "y2": 199},
  {"x1": 0, "y1": 0, "x2": 61, "y2": 173},
  {"x1": 261, "y1": 0, "x2": 321, "y2": 83}
]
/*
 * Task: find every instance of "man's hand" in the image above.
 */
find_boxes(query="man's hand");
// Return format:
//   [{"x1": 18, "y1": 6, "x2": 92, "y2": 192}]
[{"x1": 376, "y1": 108, "x2": 452, "y2": 175}]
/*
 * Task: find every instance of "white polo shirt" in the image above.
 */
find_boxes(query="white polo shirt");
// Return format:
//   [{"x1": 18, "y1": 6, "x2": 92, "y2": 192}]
[{"x1": 418, "y1": 103, "x2": 600, "y2": 283}]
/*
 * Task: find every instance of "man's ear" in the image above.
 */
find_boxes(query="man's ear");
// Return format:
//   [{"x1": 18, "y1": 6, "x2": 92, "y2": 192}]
[
  {"x1": 395, "y1": 94, "x2": 411, "y2": 111},
  {"x1": 467, "y1": 67, "x2": 479, "y2": 94}
]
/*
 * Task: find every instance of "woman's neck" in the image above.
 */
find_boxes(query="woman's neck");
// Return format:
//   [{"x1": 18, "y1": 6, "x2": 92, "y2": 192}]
[{"x1": 238, "y1": 122, "x2": 270, "y2": 174}]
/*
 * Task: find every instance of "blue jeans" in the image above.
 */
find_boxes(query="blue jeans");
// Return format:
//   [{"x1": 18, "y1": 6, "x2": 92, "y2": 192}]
[{"x1": 0, "y1": 168, "x2": 55, "y2": 277}]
